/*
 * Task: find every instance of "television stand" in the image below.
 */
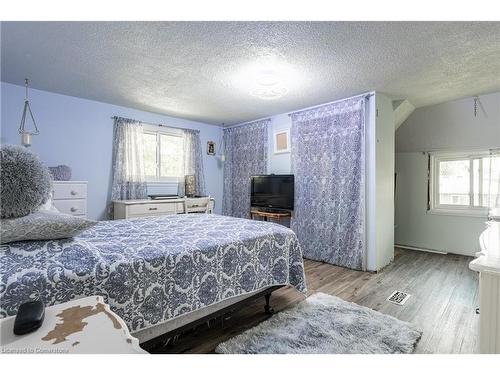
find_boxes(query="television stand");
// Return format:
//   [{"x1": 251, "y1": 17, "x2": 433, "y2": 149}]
[{"x1": 250, "y1": 209, "x2": 292, "y2": 225}]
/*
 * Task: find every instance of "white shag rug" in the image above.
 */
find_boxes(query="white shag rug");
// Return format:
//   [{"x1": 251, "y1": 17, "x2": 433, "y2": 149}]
[{"x1": 216, "y1": 292, "x2": 422, "y2": 354}]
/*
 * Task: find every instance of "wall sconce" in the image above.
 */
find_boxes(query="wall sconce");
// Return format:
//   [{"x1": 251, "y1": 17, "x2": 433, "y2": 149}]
[{"x1": 18, "y1": 78, "x2": 40, "y2": 147}]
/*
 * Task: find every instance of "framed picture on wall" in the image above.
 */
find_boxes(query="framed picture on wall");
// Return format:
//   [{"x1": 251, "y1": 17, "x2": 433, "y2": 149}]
[
  {"x1": 274, "y1": 129, "x2": 290, "y2": 154},
  {"x1": 207, "y1": 141, "x2": 216, "y2": 155}
]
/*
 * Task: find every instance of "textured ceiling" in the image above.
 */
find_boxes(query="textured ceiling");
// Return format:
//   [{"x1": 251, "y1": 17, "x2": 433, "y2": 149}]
[{"x1": 1, "y1": 22, "x2": 500, "y2": 125}]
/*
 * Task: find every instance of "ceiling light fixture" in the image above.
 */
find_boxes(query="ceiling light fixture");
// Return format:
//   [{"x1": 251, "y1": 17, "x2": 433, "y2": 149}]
[
  {"x1": 232, "y1": 55, "x2": 299, "y2": 101},
  {"x1": 250, "y1": 85, "x2": 288, "y2": 100},
  {"x1": 257, "y1": 73, "x2": 279, "y2": 87},
  {"x1": 250, "y1": 71, "x2": 288, "y2": 100}
]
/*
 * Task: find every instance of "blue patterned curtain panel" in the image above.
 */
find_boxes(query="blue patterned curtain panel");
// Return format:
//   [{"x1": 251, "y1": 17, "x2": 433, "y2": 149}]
[
  {"x1": 291, "y1": 98, "x2": 366, "y2": 270},
  {"x1": 222, "y1": 119, "x2": 269, "y2": 218},
  {"x1": 179, "y1": 128, "x2": 206, "y2": 197}
]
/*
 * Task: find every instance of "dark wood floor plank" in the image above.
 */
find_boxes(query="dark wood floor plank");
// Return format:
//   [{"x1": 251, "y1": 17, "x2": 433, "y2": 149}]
[{"x1": 147, "y1": 249, "x2": 478, "y2": 354}]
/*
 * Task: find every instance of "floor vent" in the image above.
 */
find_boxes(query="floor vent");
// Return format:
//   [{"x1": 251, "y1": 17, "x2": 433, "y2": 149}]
[{"x1": 387, "y1": 291, "x2": 411, "y2": 305}]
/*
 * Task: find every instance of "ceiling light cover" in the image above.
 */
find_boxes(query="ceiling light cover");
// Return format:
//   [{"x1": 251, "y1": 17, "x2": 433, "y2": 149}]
[
  {"x1": 232, "y1": 55, "x2": 301, "y2": 101},
  {"x1": 250, "y1": 86, "x2": 288, "y2": 100}
]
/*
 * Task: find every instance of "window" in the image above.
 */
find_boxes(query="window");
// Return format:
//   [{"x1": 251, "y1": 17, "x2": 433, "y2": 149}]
[
  {"x1": 142, "y1": 126, "x2": 184, "y2": 181},
  {"x1": 429, "y1": 151, "x2": 500, "y2": 216}
]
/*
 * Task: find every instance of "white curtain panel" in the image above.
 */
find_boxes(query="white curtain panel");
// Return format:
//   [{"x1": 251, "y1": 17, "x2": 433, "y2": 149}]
[
  {"x1": 487, "y1": 149, "x2": 500, "y2": 217},
  {"x1": 110, "y1": 117, "x2": 148, "y2": 203},
  {"x1": 291, "y1": 98, "x2": 366, "y2": 270}
]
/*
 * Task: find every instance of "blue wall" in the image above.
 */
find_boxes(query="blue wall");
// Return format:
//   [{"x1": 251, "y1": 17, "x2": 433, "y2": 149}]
[{"x1": 0, "y1": 82, "x2": 224, "y2": 220}]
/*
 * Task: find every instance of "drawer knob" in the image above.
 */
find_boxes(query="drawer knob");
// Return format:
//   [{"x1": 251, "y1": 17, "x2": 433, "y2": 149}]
[
  {"x1": 70, "y1": 190, "x2": 78, "y2": 196},
  {"x1": 70, "y1": 207, "x2": 78, "y2": 212},
  {"x1": 149, "y1": 207, "x2": 158, "y2": 211}
]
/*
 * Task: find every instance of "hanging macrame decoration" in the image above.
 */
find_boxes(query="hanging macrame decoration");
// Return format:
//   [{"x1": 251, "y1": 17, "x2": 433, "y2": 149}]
[
  {"x1": 218, "y1": 123, "x2": 226, "y2": 162},
  {"x1": 18, "y1": 78, "x2": 40, "y2": 147}
]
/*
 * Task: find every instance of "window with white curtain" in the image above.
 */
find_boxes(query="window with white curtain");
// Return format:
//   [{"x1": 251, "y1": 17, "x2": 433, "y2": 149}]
[
  {"x1": 429, "y1": 151, "x2": 500, "y2": 216},
  {"x1": 142, "y1": 124, "x2": 184, "y2": 181}
]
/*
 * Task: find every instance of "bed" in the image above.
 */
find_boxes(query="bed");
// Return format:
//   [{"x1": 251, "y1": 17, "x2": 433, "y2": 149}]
[{"x1": 0, "y1": 214, "x2": 306, "y2": 343}]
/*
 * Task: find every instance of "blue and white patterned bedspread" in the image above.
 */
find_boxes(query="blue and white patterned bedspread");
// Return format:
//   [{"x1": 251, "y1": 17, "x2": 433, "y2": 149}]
[{"x1": 0, "y1": 214, "x2": 306, "y2": 332}]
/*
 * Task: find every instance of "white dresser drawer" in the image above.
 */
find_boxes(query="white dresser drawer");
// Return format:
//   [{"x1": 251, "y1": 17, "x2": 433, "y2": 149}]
[
  {"x1": 52, "y1": 182, "x2": 87, "y2": 200},
  {"x1": 53, "y1": 199, "x2": 87, "y2": 216},
  {"x1": 113, "y1": 197, "x2": 213, "y2": 219},
  {"x1": 127, "y1": 202, "x2": 177, "y2": 216}
]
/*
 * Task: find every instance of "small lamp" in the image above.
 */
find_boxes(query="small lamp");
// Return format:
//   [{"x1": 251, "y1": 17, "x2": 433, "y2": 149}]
[
  {"x1": 18, "y1": 78, "x2": 40, "y2": 147},
  {"x1": 185, "y1": 175, "x2": 196, "y2": 197}
]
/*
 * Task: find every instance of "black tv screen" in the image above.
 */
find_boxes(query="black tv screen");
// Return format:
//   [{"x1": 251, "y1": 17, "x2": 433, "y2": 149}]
[{"x1": 251, "y1": 175, "x2": 294, "y2": 210}]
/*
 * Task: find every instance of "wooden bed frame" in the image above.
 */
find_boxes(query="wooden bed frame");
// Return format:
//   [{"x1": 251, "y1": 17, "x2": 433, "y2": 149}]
[{"x1": 140, "y1": 285, "x2": 282, "y2": 352}]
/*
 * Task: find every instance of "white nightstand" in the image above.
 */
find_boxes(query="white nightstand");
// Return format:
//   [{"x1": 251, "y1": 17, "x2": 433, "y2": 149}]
[
  {"x1": 51, "y1": 181, "x2": 88, "y2": 218},
  {"x1": 0, "y1": 296, "x2": 147, "y2": 354}
]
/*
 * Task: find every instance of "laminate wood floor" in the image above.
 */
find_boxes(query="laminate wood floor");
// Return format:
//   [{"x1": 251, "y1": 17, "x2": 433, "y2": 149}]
[{"x1": 147, "y1": 248, "x2": 479, "y2": 354}]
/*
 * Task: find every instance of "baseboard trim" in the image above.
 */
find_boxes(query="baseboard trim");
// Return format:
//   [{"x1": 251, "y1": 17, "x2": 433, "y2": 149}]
[{"x1": 395, "y1": 244, "x2": 448, "y2": 255}]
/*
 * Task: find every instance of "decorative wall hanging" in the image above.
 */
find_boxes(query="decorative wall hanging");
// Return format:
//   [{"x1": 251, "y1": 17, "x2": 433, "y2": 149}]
[
  {"x1": 218, "y1": 127, "x2": 226, "y2": 162},
  {"x1": 18, "y1": 78, "x2": 40, "y2": 147},
  {"x1": 274, "y1": 129, "x2": 290, "y2": 154},
  {"x1": 207, "y1": 141, "x2": 216, "y2": 155},
  {"x1": 473, "y1": 96, "x2": 482, "y2": 117}
]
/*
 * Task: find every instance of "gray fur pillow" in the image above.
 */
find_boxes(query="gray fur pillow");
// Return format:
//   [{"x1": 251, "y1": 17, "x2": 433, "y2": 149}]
[
  {"x1": 0, "y1": 144, "x2": 52, "y2": 218},
  {"x1": 0, "y1": 211, "x2": 97, "y2": 244}
]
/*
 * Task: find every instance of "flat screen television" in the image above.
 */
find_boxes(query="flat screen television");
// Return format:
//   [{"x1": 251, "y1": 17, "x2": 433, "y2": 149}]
[{"x1": 251, "y1": 174, "x2": 294, "y2": 211}]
